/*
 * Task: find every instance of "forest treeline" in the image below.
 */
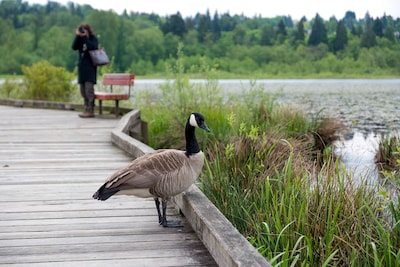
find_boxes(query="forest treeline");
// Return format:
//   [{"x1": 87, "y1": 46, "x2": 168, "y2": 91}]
[{"x1": 1, "y1": 0, "x2": 399, "y2": 77}]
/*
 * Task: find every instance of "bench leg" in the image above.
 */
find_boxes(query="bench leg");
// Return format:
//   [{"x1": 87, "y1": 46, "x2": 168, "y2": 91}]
[
  {"x1": 115, "y1": 100, "x2": 119, "y2": 117},
  {"x1": 98, "y1": 100, "x2": 103, "y2": 115}
]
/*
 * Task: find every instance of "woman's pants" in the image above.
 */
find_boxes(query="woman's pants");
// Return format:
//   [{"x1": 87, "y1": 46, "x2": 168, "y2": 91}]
[{"x1": 79, "y1": 82, "x2": 95, "y2": 112}]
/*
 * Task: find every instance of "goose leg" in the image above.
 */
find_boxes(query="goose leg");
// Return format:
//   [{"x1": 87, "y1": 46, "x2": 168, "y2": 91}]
[
  {"x1": 154, "y1": 198, "x2": 162, "y2": 224},
  {"x1": 161, "y1": 199, "x2": 182, "y2": 228}
]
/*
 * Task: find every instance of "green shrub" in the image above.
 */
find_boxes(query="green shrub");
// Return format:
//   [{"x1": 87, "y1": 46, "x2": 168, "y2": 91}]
[
  {"x1": 0, "y1": 77, "x2": 20, "y2": 98},
  {"x1": 21, "y1": 60, "x2": 75, "y2": 101}
]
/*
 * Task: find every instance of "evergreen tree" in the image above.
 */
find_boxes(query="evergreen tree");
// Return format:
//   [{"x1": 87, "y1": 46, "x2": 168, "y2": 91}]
[
  {"x1": 382, "y1": 13, "x2": 388, "y2": 29},
  {"x1": 285, "y1": 16, "x2": 294, "y2": 28},
  {"x1": 197, "y1": 14, "x2": 209, "y2": 43},
  {"x1": 185, "y1": 17, "x2": 195, "y2": 31},
  {"x1": 277, "y1": 19, "x2": 287, "y2": 36},
  {"x1": 383, "y1": 25, "x2": 395, "y2": 42},
  {"x1": 343, "y1": 11, "x2": 356, "y2": 29},
  {"x1": 364, "y1": 12, "x2": 372, "y2": 23},
  {"x1": 276, "y1": 19, "x2": 287, "y2": 44},
  {"x1": 114, "y1": 18, "x2": 126, "y2": 71},
  {"x1": 219, "y1": 12, "x2": 236, "y2": 31},
  {"x1": 373, "y1": 17, "x2": 384, "y2": 37},
  {"x1": 308, "y1": 13, "x2": 328, "y2": 46},
  {"x1": 211, "y1": 11, "x2": 221, "y2": 42},
  {"x1": 333, "y1": 20, "x2": 348, "y2": 52},
  {"x1": 350, "y1": 22, "x2": 358, "y2": 36},
  {"x1": 357, "y1": 24, "x2": 363, "y2": 36},
  {"x1": 233, "y1": 24, "x2": 246, "y2": 45},
  {"x1": 294, "y1": 20, "x2": 305, "y2": 42},
  {"x1": 161, "y1": 12, "x2": 186, "y2": 38},
  {"x1": 326, "y1": 16, "x2": 338, "y2": 35},
  {"x1": 361, "y1": 20, "x2": 377, "y2": 48},
  {"x1": 260, "y1": 24, "x2": 275, "y2": 46}
]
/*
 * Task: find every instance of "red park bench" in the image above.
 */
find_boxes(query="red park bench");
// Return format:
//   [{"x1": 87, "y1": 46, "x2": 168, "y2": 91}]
[{"x1": 95, "y1": 73, "x2": 135, "y2": 116}]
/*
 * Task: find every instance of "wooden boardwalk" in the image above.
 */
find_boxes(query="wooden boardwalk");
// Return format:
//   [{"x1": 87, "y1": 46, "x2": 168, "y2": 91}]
[{"x1": 0, "y1": 105, "x2": 217, "y2": 267}]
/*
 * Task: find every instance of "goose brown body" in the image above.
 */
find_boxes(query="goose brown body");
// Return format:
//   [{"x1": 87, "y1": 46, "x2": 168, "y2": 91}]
[
  {"x1": 92, "y1": 112, "x2": 210, "y2": 227},
  {"x1": 94, "y1": 149, "x2": 205, "y2": 200}
]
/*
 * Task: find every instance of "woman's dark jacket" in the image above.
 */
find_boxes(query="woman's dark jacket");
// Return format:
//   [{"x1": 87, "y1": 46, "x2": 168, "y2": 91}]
[{"x1": 71, "y1": 35, "x2": 99, "y2": 84}]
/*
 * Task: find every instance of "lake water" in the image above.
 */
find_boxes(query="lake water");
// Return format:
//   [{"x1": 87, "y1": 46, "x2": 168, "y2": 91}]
[
  {"x1": 135, "y1": 78, "x2": 400, "y2": 134},
  {"x1": 135, "y1": 78, "x2": 400, "y2": 188}
]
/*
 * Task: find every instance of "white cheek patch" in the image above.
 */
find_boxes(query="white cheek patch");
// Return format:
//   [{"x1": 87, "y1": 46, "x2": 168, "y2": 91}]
[{"x1": 189, "y1": 114, "x2": 199, "y2": 128}]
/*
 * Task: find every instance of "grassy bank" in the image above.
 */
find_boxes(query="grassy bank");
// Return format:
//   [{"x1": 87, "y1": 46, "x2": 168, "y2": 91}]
[{"x1": 132, "y1": 57, "x2": 399, "y2": 266}]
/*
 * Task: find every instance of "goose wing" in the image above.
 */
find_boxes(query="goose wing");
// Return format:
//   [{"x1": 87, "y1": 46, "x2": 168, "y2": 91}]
[{"x1": 104, "y1": 149, "x2": 186, "y2": 191}]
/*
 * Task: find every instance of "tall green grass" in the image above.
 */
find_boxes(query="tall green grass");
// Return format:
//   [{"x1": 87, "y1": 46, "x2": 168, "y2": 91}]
[{"x1": 133, "y1": 49, "x2": 400, "y2": 266}]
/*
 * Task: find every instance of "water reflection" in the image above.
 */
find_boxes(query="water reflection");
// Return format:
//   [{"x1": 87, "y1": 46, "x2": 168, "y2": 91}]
[{"x1": 334, "y1": 132, "x2": 380, "y2": 187}]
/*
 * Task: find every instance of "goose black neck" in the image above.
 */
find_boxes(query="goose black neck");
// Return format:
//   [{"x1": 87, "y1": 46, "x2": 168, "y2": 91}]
[{"x1": 185, "y1": 123, "x2": 200, "y2": 156}]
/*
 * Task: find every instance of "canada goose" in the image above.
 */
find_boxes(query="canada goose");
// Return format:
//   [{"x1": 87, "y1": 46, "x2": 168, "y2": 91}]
[{"x1": 93, "y1": 112, "x2": 210, "y2": 227}]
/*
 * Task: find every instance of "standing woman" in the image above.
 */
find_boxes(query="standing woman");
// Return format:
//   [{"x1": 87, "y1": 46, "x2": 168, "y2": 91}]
[{"x1": 72, "y1": 23, "x2": 98, "y2": 118}]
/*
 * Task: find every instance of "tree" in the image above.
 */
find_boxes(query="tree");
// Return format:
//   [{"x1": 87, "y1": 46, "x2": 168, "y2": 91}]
[
  {"x1": 276, "y1": 19, "x2": 287, "y2": 36},
  {"x1": 211, "y1": 11, "x2": 221, "y2": 42},
  {"x1": 384, "y1": 25, "x2": 395, "y2": 42},
  {"x1": 326, "y1": 16, "x2": 338, "y2": 35},
  {"x1": 114, "y1": 18, "x2": 127, "y2": 72},
  {"x1": 343, "y1": 11, "x2": 356, "y2": 29},
  {"x1": 219, "y1": 12, "x2": 236, "y2": 31},
  {"x1": 197, "y1": 14, "x2": 210, "y2": 43},
  {"x1": 276, "y1": 19, "x2": 287, "y2": 44},
  {"x1": 161, "y1": 12, "x2": 186, "y2": 38},
  {"x1": 350, "y1": 22, "x2": 359, "y2": 36},
  {"x1": 133, "y1": 28, "x2": 165, "y2": 65},
  {"x1": 372, "y1": 17, "x2": 384, "y2": 37},
  {"x1": 284, "y1": 15, "x2": 294, "y2": 28},
  {"x1": 361, "y1": 20, "x2": 377, "y2": 48},
  {"x1": 260, "y1": 24, "x2": 275, "y2": 46},
  {"x1": 333, "y1": 20, "x2": 348, "y2": 52},
  {"x1": 357, "y1": 24, "x2": 363, "y2": 36},
  {"x1": 1, "y1": 0, "x2": 400, "y2": 77},
  {"x1": 294, "y1": 20, "x2": 305, "y2": 43},
  {"x1": 86, "y1": 10, "x2": 119, "y2": 66},
  {"x1": 308, "y1": 14, "x2": 328, "y2": 46},
  {"x1": 232, "y1": 24, "x2": 246, "y2": 45}
]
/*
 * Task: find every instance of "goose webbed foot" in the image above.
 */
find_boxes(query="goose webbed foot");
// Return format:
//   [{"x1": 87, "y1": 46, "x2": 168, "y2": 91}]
[
  {"x1": 161, "y1": 218, "x2": 182, "y2": 228},
  {"x1": 155, "y1": 198, "x2": 184, "y2": 228}
]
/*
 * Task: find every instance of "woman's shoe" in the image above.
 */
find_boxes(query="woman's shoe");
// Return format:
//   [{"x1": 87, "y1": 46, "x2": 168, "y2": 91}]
[{"x1": 78, "y1": 111, "x2": 95, "y2": 118}]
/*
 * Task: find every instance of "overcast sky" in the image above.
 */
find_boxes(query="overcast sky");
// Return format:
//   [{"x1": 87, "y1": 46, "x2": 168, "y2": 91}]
[{"x1": 26, "y1": 0, "x2": 399, "y2": 20}]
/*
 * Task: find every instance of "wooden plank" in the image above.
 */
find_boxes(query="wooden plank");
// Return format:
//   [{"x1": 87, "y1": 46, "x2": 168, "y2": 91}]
[
  {"x1": 0, "y1": 259, "x2": 217, "y2": 267},
  {"x1": 0, "y1": 256, "x2": 216, "y2": 267},
  {"x1": 0, "y1": 105, "x2": 217, "y2": 267},
  {"x1": 0, "y1": 241, "x2": 208, "y2": 257}
]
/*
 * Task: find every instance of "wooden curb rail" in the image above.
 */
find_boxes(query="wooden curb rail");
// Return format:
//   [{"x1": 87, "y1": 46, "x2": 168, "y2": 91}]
[{"x1": 111, "y1": 110, "x2": 271, "y2": 267}]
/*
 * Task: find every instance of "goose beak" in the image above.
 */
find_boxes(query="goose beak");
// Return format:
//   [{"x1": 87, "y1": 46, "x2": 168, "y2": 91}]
[{"x1": 200, "y1": 123, "x2": 210, "y2": 132}]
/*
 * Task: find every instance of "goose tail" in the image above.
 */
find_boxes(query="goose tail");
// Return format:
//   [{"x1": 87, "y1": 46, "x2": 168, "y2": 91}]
[{"x1": 92, "y1": 184, "x2": 120, "y2": 201}]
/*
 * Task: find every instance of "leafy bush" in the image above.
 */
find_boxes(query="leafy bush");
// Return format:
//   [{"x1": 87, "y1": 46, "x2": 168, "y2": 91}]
[
  {"x1": 0, "y1": 77, "x2": 20, "y2": 98},
  {"x1": 21, "y1": 60, "x2": 75, "y2": 101}
]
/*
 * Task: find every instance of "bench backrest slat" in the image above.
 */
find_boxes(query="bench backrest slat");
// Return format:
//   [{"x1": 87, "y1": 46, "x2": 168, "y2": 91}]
[{"x1": 102, "y1": 74, "x2": 135, "y2": 86}]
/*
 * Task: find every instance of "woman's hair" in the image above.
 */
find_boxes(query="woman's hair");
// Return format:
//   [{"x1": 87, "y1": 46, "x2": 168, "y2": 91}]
[{"x1": 80, "y1": 23, "x2": 94, "y2": 36}]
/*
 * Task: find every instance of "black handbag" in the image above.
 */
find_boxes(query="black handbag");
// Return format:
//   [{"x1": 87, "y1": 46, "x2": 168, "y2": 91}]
[{"x1": 88, "y1": 48, "x2": 110, "y2": 66}]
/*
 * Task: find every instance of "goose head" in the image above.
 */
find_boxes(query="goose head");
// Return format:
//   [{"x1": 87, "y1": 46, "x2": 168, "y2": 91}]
[
  {"x1": 185, "y1": 112, "x2": 210, "y2": 156},
  {"x1": 189, "y1": 112, "x2": 210, "y2": 132}
]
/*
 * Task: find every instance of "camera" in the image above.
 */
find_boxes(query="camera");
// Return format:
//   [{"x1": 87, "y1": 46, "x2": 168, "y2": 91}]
[{"x1": 79, "y1": 27, "x2": 85, "y2": 33}]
